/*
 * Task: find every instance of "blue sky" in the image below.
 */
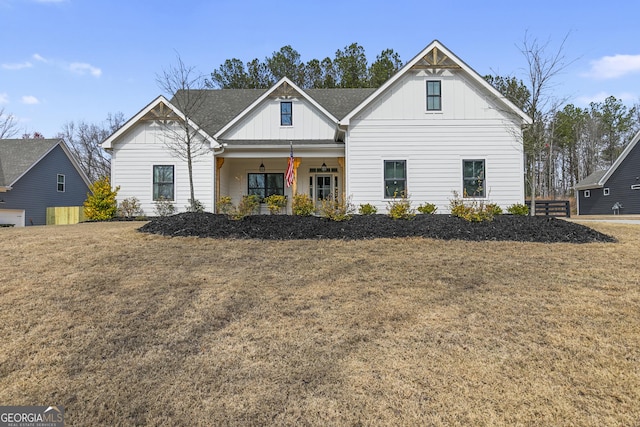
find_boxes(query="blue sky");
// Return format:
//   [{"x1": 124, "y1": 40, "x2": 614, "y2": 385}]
[{"x1": 1, "y1": 0, "x2": 640, "y2": 137}]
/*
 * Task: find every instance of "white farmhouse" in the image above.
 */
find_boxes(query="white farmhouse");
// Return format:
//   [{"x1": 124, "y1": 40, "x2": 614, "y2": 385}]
[{"x1": 102, "y1": 40, "x2": 531, "y2": 215}]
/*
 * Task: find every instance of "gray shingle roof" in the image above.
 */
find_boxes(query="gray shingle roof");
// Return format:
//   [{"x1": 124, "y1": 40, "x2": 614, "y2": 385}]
[
  {"x1": 171, "y1": 87, "x2": 376, "y2": 137},
  {"x1": 0, "y1": 139, "x2": 60, "y2": 187},
  {"x1": 574, "y1": 169, "x2": 607, "y2": 189}
]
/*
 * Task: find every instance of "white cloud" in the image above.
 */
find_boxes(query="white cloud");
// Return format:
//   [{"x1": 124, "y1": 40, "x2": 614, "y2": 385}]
[
  {"x1": 32, "y1": 53, "x2": 48, "y2": 63},
  {"x1": 576, "y1": 91, "x2": 638, "y2": 106},
  {"x1": 69, "y1": 62, "x2": 102, "y2": 77},
  {"x1": 0, "y1": 93, "x2": 8, "y2": 104},
  {"x1": 2, "y1": 61, "x2": 33, "y2": 70},
  {"x1": 21, "y1": 95, "x2": 40, "y2": 105},
  {"x1": 583, "y1": 54, "x2": 640, "y2": 79}
]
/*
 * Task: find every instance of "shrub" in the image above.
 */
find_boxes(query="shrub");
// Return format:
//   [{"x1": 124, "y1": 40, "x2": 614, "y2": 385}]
[
  {"x1": 485, "y1": 203, "x2": 503, "y2": 216},
  {"x1": 84, "y1": 176, "x2": 119, "y2": 221},
  {"x1": 264, "y1": 194, "x2": 287, "y2": 214},
  {"x1": 154, "y1": 197, "x2": 176, "y2": 217},
  {"x1": 186, "y1": 199, "x2": 205, "y2": 213},
  {"x1": 358, "y1": 203, "x2": 377, "y2": 215},
  {"x1": 449, "y1": 191, "x2": 494, "y2": 222},
  {"x1": 217, "y1": 196, "x2": 233, "y2": 215},
  {"x1": 292, "y1": 193, "x2": 315, "y2": 216},
  {"x1": 117, "y1": 197, "x2": 144, "y2": 218},
  {"x1": 417, "y1": 202, "x2": 438, "y2": 214},
  {"x1": 507, "y1": 203, "x2": 529, "y2": 216},
  {"x1": 236, "y1": 194, "x2": 260, "y2": 217},
  {"x1": 387, "y1": 192, "x2": 415, "y2": 220},
  {"x1": 319, "y1": 194, "x2": 355, "y2": 221}
]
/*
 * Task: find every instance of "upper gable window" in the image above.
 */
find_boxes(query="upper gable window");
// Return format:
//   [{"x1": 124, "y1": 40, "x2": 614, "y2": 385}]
[
  {"x1": 426, "y1": 81, "x2": 442, "y2": 111},
  {"x1": 281, "y1": 101, "x2": 292, "y2": 126},
  {"x1": 57, "y1": 174, "x2": 65, "y2": 192}
]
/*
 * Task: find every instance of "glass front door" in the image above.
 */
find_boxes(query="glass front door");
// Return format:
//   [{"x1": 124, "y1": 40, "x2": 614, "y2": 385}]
[{"x1": 313, "y1": 174, "x2": 337, "y2": 208}]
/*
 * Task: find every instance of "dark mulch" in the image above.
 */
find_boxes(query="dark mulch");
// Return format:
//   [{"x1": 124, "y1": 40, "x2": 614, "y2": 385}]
[{"x1": 138, "y1": 213, "x2": 617, "y2": 243}]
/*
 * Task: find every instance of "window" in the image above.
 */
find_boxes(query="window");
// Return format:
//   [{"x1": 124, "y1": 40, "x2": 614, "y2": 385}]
[
  {"x1": 463, "y1": 160, "x2": 485, "y2": 197},
  {"x1": 280, "y1": 101, "x2": 292, "y2": 126},
  {"x1": 153, "y1": 165, "x2": 174, "y2": 200},
  {"x1": 248, "y1": 173, "x2": 284, "y2": 200},
  {"x1": 57, "y1": 174, "x2": 65, "y2": 192},
  {"x1": 603, "y1": 188, "x2": 610, "y2": 196},
  {"x1": 426, "y1": 80, "x2": 441, "y2": 111},
  {"x1": 584, "y1": 190, "x2": 591, "y2": 198},
  {"x1": 384, "y1": 160, "x2": 406, "y2": 198}
]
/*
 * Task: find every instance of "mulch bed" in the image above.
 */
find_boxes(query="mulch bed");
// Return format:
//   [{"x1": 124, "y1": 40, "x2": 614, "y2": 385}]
[{"x1": 138, "y1": 212, "x2": 617, "y2": 243}]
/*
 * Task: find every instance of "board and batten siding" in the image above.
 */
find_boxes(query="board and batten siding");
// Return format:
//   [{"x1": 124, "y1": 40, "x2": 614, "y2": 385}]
[
  {"x1": 346, "y1": 69, "x2": 525, "y2": 213},
  {"x1": 222, "y1": 98, "x2": 336, "y2": 141},
  {"x1": 110, "y1": 121, "x2": 214, "y2": 215}
]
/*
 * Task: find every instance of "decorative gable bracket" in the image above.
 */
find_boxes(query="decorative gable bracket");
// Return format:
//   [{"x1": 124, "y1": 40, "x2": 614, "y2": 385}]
[
  {"x1": 411, "y1": 47, "x2": 461, "y2": 70},
  {"x1": 268, "y1": 81, "x2": 301, "y2": 99}
]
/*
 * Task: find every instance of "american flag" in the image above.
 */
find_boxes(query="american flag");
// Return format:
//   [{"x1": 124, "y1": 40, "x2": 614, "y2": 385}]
[{"x1": 285, "y1": 144, "x2": 294, "y2": 187}]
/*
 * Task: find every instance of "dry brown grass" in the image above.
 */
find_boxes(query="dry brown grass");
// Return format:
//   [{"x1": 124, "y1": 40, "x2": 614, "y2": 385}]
[{"x1": 0, "y1": 221, "x2": 639, "y2": 426}]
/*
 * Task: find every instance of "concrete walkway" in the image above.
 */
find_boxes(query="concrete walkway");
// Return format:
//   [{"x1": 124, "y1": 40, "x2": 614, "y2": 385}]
[{"x1": 566, "y1": 215, "x2": 640, "y2": 225}]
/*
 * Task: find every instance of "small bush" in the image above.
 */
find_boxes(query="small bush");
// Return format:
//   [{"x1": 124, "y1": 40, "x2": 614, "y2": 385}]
[
  {"x1": 264, "y1": 194, "x2": 287, "y2": 214},
  {"x1": 217, "y1": 196, "x2": 233, "y2": 215},
  {"x1": 485, "y1": 203, "x2": 503, "y2": 216},
  {"x1": 154, "y1": 197, "x2": 176, "y2": 217},
  {"x1": 507, "y1": 203, "x2": 529, "y2": 216},
  {"x1": 319, "y1": 194, "x2": 355, "y2": 221},
  {"x1": 449, "y1": 191, "x2": 494, "y2": 222},
  {"x1": 292, "y1": 193, "x2": 315, "y2": 216},
  {"x1": 387, "y1": 192, "x2": 415, "y2": 220},
  {"x1": 417, "y1": 202, "x2": 437, "y2": 214},
  {"x1": 186, "y1": 199, "x2": 205, "y2": 213},
  {"x1": 358, "y1": 203, "x2": 378, "y2": 215},
  {"x1": 232, "y1": 194, "x2": 261, "y2": 219},
  {"x1": 118, "y1": 197, "x2": 144, "y2": 218},
  {"x1": 84, "y1": 176, "x2": 119, "y2": 221}
]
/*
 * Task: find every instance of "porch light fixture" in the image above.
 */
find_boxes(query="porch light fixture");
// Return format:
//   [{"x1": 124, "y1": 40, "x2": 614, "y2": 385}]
[
  {"x1": 259, "y1": 162, "x2": 265, "y2": 172},
  {"x1": 321, "y1": 162, "x2": 328, "y2": 172}
]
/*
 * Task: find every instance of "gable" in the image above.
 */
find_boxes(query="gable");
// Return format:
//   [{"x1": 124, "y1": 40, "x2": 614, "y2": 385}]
[
  {"x1": 342, "y1": 40, "x2": 531, "y2": 126},
  {"x1": 218, "y1": 92, "x2": 338, "y2": 141},
  {"x1": 0, "y1": 139, "x2": 62, "y2": 188}
]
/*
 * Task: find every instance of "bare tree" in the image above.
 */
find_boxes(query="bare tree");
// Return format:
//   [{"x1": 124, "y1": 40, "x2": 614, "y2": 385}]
[
  {"x1": 156, "y1": 54, "x2": 211, "y2": 211},
  {"x1": 59, "y1": 112, "x2": 125, "y2": 182},
  {"x1": 519, "y1": 32, "x2": 574, "y2": 214},
  {"x1": 0, "y1": 108, "x2": 19, "y2": 139}
]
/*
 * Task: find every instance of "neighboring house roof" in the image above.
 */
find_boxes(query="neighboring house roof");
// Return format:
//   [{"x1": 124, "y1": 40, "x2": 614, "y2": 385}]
[
  {"x1": 574, "y1": 170, "x2": 607, "y2": 190},
  {"x1": 0, "y1": 138, "x2": 90, "y2": 190},
  {"x1": 341, "y1": 39, "x2": 532, "y2": 126},
  {"x1": 574, "y1": 130, "x2": 640, "y2": 190}
]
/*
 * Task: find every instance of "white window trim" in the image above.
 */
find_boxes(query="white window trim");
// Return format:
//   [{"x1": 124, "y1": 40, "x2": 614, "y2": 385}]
[
  {"x1": 462, "y1": 159, "x2": 487, "y2": 199},
  {"x1": 152, "y1": 164, "x2": 176, "y2": 202},
  {"x1": 280, "y1": 101, "x2": 293, "y2": 127},
  {"x1": 426, "y1": 80, "x2": 442, "y2": 112},
  {"x1": 57, "y1": 174, "x2": 65, "y2": 192},
  {"x1": 383, "y1": 159, "x2": 407, "y2": 199},
  {"x1": 603, "y1": 187, "x2": 610, "y2": 196},
  {"x1": 584, "y1": 190, "x2": 591, "y2": 198}
]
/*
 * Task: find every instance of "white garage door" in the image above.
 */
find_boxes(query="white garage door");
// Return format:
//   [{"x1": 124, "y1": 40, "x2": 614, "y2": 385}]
[{"x1": 0, "y1": 209, "x2": 25, "y2": 227}]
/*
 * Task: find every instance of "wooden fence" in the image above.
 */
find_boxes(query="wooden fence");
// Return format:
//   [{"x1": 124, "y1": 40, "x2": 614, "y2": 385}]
[
  {"x1": 46, "y1": 206, "x2": 86, "y2": 225},
  {"x1": 524, "y1": 200, "x2": 571, "y2": 218}
]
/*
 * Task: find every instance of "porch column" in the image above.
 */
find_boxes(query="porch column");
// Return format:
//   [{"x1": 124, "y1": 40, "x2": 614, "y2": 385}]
[
  {"x1": 292, "y1": 158, "x2": 301, "y2": 195},
  {"x1": 215, "y1": 157, "x2": 224, "y2": 213},
  {"x1": 338, "y1": 157, "x2": 345, "y2": 197}
]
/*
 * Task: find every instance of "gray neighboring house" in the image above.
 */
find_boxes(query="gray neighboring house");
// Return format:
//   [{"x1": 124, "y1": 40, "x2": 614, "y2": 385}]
[
  {"x1": 575, "y1": 130, "x2": 640, "y2": 215},
  {"x1": 0, "y1": 139, "x2": 91, "y2": 226}
]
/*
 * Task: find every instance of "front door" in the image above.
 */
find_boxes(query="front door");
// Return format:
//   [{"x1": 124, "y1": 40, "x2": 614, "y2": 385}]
[{"x1": 313, "y1": 174, "x2": 337, "y2": 208}]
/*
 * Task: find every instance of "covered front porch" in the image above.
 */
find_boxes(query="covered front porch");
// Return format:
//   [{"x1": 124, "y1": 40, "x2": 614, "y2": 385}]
[{"x1": 214, "y1": 142, "x2": 345, "y2": 214}]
